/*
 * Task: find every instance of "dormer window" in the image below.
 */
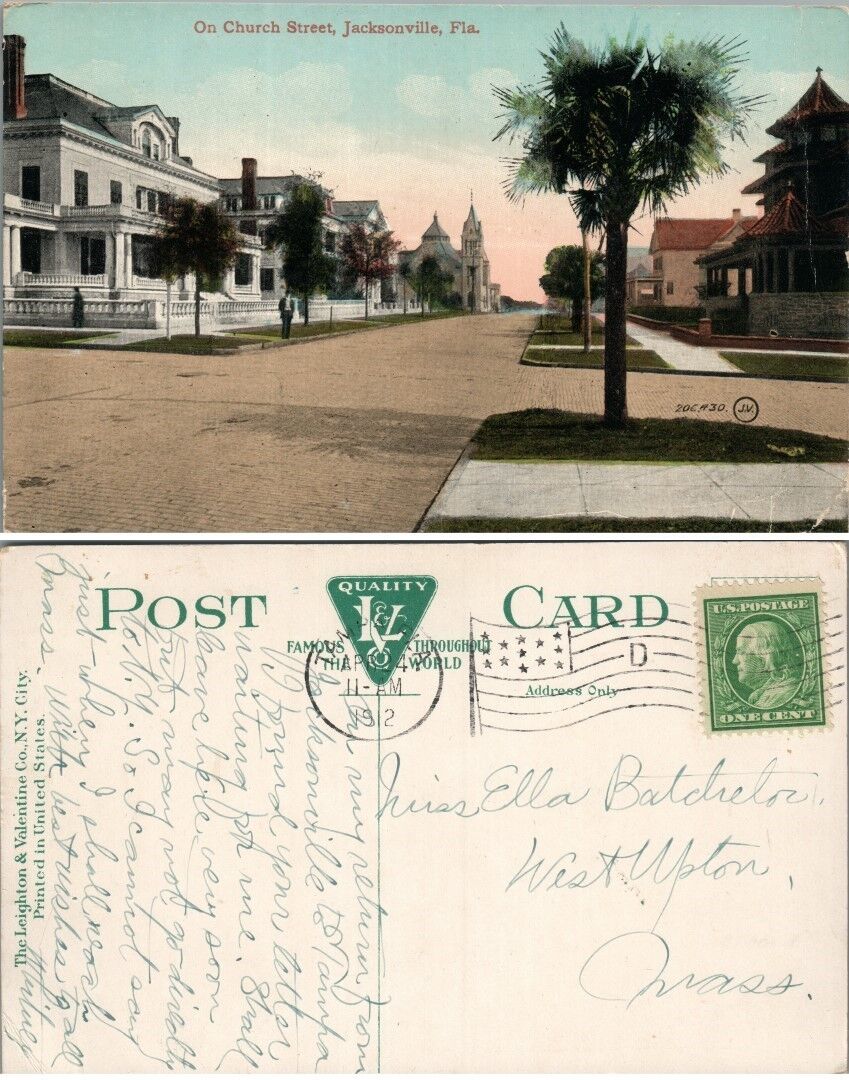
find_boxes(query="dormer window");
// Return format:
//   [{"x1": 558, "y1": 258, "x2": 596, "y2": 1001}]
[{"x1": 138, "y1": 122, "x2": 169, "y2": 161}]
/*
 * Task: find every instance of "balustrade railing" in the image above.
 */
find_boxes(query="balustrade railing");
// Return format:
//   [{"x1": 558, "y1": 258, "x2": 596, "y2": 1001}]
[
  {"x1": 20, "y1": 199, "x2": 56, "y2": 215},
  {"x1": 18, "y1": 272, "x2": 107, "y2": 286}
]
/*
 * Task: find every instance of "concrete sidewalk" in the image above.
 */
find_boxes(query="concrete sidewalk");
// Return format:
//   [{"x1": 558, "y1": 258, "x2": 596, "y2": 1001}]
[
  {"x1": 623, "y1": 319, "x2": 738, "y2": 372},
  {"x1": 424, "y1": 457, "x2": 848, "y2": 525}
]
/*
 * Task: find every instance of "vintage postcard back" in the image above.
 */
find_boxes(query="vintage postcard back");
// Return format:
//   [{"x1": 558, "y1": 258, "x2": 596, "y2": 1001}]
[{"x1": 1, "y1": 542, "x2": 846, "y2": 1072}]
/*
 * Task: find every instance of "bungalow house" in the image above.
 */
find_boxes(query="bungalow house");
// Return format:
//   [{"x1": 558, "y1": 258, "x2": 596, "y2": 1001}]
[{"x1": 645, "y1": 211, "x2": 757, "y2": 307}]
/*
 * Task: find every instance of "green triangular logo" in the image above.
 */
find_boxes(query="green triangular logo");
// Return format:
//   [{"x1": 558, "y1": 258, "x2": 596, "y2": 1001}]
[{"x1": 327, "y1": 575, "x2": 438, "y2": 686}]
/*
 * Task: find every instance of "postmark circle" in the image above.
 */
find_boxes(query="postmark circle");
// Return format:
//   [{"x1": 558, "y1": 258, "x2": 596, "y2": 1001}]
[
  {"x1": 733, "y1": 396, "x2": 759, "y2": 423},
  {"x1": 305, "y1": 635, "x2": 444, "y2": 741}
]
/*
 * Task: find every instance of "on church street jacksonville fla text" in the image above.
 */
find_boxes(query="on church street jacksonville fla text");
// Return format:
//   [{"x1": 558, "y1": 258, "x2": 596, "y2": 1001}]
[{"x1": 192, "y1": 17, "x2": 481, "y2": 37}]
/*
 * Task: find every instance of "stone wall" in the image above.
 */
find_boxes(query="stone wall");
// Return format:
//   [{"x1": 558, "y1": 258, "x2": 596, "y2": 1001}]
[{"x1": 748, "y1": 292, "x2": 849, "y2": 339}]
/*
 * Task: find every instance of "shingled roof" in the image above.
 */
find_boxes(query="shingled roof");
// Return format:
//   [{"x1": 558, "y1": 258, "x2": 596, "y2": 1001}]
[
  {"x1": 423, "y1": 213, "x2": 450, "y2": 239},
  {"x1": 744, "y1": 188, "x2": 834, "y2": 238},
  {"x1": 20, "y1": 74, "x2": 116, "y2": 139},
  {"x1": 219, "y1": 174, "x2": 310, "y2": 196},
  {"x1": 332, "y1": 200, "x2": 381, "y2": 220},
  {"x1": 651, "y1": 217, "x2": 755, "y2": 252},
  {"x1": 766, "y1": 69, "x2": 849, "y2": 137}
]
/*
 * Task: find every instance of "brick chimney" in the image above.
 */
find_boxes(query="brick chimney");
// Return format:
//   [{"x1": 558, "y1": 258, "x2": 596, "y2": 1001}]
[
  {"x1": 732, "y1": 208, "x2": 742, "y2": 223},
  {"x1": 3, "y1": 35, "x2": 27, "y2": 120},
  {"x1": 240, "y1": 157, "x2": 258, "y2": 234},
  {"x1": 166, "y1": 116, "x2": 180, "y2": 157},
  {"x1": 241, "y1": 157, "x2": 258, "y2": 210}
]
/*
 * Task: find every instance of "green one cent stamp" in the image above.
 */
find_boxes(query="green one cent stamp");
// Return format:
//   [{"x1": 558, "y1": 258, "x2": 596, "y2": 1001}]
[{"x1": 699, "y1": 584, "x2": 826, "y2": 732}]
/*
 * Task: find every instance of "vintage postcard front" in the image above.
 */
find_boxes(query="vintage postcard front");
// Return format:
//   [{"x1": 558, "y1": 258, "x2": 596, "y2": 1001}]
[
  {"x1": 0, "y1": 541, "x2": 846, "y2": 1072},
  {"x1": 2, "y1": 2, "x2": 847, "y2": 534}
]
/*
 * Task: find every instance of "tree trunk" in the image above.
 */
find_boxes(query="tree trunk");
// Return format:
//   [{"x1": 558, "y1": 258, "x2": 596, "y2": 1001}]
[
  {"x1": 303, "y1": 293, "x2": 309, "y2": 327},
  {"x1": 364, "y1": 279, "x2": 369, "y2": 321},
  {"x1": 582, "y1": 230, "x2": 591, "y2": 354},
  {"x1": 603, "y1": 220, "x2": 628, "y2": 428},
  {"x1": 194, "y1": 278, "x2": 201, "y2": 337}
]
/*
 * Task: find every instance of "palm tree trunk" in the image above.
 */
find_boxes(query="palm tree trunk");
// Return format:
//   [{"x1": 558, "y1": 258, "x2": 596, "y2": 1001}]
[
  {"x1": 603, "y1": 221, "x2": 628, "y2": 428},
  {"x1": 194, "y1": 277, "x2": 201, "y2": 337},
  {"x1": 582, "y1": 230, "x2": 591, "y2": 354}
]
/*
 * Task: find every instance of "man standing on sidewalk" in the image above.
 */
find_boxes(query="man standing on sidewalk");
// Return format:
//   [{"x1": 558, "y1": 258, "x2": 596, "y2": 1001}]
[
  {"x1": 278, "y1": 290, "x2": 295, "y2": 339},
  {"x1": 72, "y1": 286, "x2": 85, "y2": 328}
]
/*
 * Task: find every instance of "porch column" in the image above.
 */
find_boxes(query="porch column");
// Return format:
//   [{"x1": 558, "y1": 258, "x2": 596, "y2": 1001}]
[
  {"x1": 223, "y1": 265, "x2": 235, "y2": 294},
  {"x1": 10, "y1": 225, "x2": 21, "y2": 281},
  {"x1": 252, "y1": 254, "x2": 260, "y2": 294},
  {"x1": 124, "y1": 233, "x2": 133, "y2": 287},
  {"x1": 787, "y1": 247, "x2": 796, "y2": 292},
  {"x1": 737, "y1": 266, "x2": 747, "y2": 297},
  {"x1": 115, "y1": 232, "x2": 126, "y2": 289},
  {"x1": 3, "y1": 224, "x2": 11, "y2": 286}
]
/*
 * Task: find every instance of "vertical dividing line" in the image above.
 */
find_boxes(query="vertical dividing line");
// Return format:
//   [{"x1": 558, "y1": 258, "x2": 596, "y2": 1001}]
[
  {"x1": 376, "y1": 692, "x2": 382, "y2": 1073},
  {"x1": 469, "y1": 616, "x2": 478, "y2": 737}
]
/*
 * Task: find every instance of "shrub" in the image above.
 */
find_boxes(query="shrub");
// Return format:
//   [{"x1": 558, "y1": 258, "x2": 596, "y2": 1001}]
[{"x1": 630, "y1": 304, "x2": 705, "y2": 324}]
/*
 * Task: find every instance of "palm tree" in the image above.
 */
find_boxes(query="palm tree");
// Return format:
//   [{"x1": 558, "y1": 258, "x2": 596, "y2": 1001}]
[
  {"x1": 152, "y1": 197, "x2": 241, "y2": 337},
  {"x1": 495, "y1": 30, "x2": 760, "y2": 427}
]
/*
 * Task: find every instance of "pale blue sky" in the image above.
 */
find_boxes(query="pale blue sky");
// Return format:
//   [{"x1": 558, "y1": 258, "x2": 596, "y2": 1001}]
[{"x1": 7, "y1": 3, "x2": 848, "y2": 297}]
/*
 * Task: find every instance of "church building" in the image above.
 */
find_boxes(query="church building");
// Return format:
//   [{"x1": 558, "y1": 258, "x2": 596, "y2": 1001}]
[{"x1": 401, "y1": 203, "x2": 501, "y2": 312}]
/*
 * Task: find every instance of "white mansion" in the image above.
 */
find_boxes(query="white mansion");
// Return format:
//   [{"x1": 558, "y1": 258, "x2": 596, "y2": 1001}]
[{"x1": 2, "y1": 35, "x2": 500, "y2": 329}]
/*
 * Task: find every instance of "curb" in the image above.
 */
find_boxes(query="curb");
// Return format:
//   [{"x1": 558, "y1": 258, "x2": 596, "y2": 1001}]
[
  {"x1": 413, "y1": 444, "x2": 474, "y2": 533},
  {"x1": 519, "y1": 357, "x2": 847, "y2": 385}
]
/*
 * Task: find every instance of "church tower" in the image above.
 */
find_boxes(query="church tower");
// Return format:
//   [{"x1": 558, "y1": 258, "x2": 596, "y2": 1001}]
[{"x1": 460, "y1": 197, "x2": 491, "y2": 311}]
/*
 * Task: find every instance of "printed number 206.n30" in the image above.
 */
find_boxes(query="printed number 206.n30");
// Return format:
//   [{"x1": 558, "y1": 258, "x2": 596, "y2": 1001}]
[{"x1": 675, "y1": 403, "x2": 726, "y2": 413}]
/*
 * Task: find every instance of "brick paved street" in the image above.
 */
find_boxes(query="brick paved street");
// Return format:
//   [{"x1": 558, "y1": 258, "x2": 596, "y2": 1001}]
[{"x1": 4, "y1": 313, "x2": 847, "y2": 532}]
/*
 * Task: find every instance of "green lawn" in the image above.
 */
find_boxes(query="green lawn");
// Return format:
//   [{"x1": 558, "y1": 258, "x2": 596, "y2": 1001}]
[
  {"x1": 118, "y1": 334, "x2": 262, "y2": 354},
  {"x1": 226, "y1": 319, "x2": 379, "y2": 341},
  {"x1": 523, "y1": 347, "x2": 670, "y2": 370},
  {"x1": 423, "y1": 516, "x2": 846, "y2": 533},
  {"x1": 4, "y1": 329, "x2": 109, "y2": 347},
  {"x1": 531, "y1": 330, "x2": 641, "y2": 346},
  {"x1": 720, "y1": 351, "x2": 849, "y2": 382},
  {"x1": 537, "y1": 313, "x2": 605, "y2": 333},
  {"x1": 470, "y1": 408, "x2": 847, "y2": 464},
  {"x1": 228, "y1": 308, "x2": 466, "y2": 341}
]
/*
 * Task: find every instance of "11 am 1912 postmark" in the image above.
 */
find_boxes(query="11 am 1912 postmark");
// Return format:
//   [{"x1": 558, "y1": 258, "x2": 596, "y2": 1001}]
[{"x1": 697, "y1": 581, "x2": 827, "y2": 734}]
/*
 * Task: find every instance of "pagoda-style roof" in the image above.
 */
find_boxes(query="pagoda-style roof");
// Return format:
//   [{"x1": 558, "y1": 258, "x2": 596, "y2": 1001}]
[
  {"x1": 766, "y1": 69, "x2": 849, "y2": 137},
  {"x1": 753, "y1": 141, "x2": 788, "y2": 163},
  {"x1": 744, "y1": 188, "x2": 833, "y2": 238}
]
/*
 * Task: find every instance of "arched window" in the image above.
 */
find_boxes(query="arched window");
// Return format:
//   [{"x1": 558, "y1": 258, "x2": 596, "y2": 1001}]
[{"x1": 142, "y1": 129, "x2": 152, "y2": 158}]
